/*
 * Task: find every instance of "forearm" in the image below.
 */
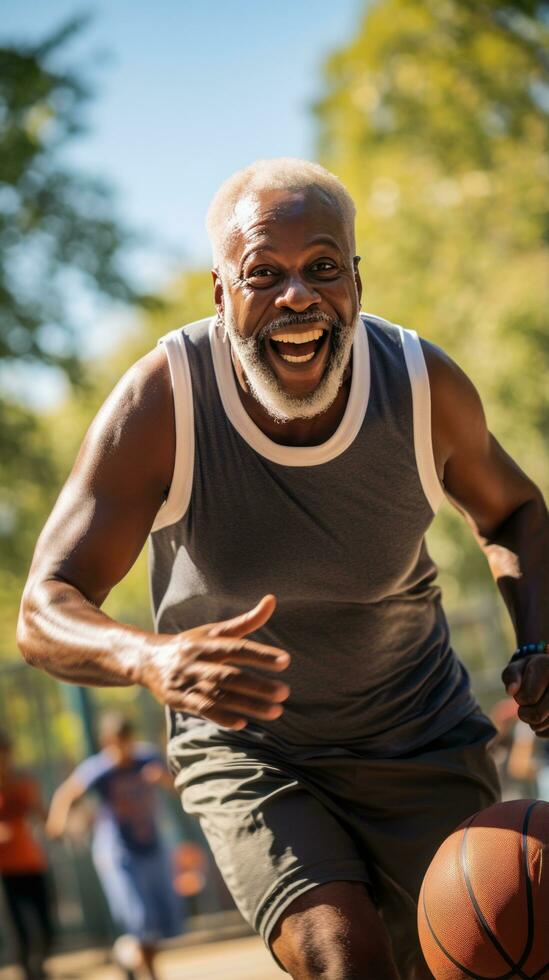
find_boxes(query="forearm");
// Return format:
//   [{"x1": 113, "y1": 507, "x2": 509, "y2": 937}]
[
  {"x1": 47, "y1": 783, "x2": 82, "y2": 836},
  {"x1": 483, "y1": 495, "x2": 549, "y2": 644},
  {"x1": 17, "y1": 577, "x2": 157, "y2": 687}
]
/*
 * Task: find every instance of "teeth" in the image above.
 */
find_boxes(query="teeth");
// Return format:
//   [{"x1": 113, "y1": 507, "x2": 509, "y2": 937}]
[
  {"x1": 280, "y1": 351, "x2": 316, "y2": 363},
  {"x1": 271, "y1": 328, "x2": 325, "y2": 344}
]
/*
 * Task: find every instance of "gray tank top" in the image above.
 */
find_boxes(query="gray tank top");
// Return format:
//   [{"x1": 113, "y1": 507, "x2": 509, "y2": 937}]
[{"x1": 149, "y1": 314, "x2": 477, "y2": 757}]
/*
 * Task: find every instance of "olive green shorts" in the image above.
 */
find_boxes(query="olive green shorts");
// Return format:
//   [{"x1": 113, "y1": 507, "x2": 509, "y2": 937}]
[{"x1": 169, "y1": 713, "x2": 499, "y2": 977}]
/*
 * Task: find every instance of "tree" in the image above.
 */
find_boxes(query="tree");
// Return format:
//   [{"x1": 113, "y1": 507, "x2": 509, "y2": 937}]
[
  {"x1": 314, "y1": 0, "x2": 549, "y2": 604},
  {"x1": 0, "y1": 18, "x2": 158, "y2": 656},
  {"x1": 0, "y1": 17, "x2": 155, "y2": 378}
]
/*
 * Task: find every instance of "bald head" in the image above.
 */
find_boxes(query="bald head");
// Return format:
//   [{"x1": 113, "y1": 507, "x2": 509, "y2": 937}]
[{"x1": 206, "y1": 157, "x2": 356, "y2": 270}]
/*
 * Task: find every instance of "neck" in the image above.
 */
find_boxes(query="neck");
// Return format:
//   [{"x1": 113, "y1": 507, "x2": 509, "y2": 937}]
[{"x1": 232, "y1": 352, "x2": 352, "y2": 447}]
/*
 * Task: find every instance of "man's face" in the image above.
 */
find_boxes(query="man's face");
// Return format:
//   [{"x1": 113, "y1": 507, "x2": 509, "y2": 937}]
[{"x1": 213, "y1": 187, "x2": 362, "y2": 422}]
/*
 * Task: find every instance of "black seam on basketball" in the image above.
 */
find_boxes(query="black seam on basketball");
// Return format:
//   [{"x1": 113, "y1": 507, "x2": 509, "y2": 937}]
[
  {"x1": 421, "y1": 867, "x2": 518, "y2": 980},
  {"x1": 461, "y1": 824, "x2": 530, "y2": 980},
  {"x1": 531, "y1": 961, "x2": 549, "y2": 979},
  {"x1": 515, "y1": 801, "x2": 537, "y2": 972}
]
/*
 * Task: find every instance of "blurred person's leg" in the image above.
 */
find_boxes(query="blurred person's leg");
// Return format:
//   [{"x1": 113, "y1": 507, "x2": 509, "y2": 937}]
[
  {"x1": 92, "y1": 840, "x2": 147, "y2": 979},
  {"x1": 30, "y1": 872, "x2": 55, "y2": 971},
  {"x1": 123, "y1": 844, "x2": 184, "y2": 980},
  {"x1": 2, "y1": 874, "x2": 37, "y2": 979},
  {"x1": 93, "y1": 837, "x2": 182, "y2": 980}
]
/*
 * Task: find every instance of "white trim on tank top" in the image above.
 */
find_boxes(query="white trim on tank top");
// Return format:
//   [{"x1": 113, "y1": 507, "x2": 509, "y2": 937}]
[
  {"x1": 209, "y1": 314, "x2": 370, "y2": 467},
  {"x1": 397, "y1": 325, "x2": 445, "y2": 514},
  {"x1": 151, "y1": 313, "x2": 443, "y2": 531},
  {"x1": 150, "y1": 326, "x2": 196, "y2": 532}
]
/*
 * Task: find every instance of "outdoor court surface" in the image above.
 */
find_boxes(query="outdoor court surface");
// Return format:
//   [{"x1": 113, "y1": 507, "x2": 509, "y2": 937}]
[{"x1": 0, "y1": 934, "x2": 284, "y2": 979}]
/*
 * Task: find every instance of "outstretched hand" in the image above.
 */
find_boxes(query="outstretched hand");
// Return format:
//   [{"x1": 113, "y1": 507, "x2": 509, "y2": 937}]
[
  {"x1": 502, "y1": 648, "x2": 549, "y2": 737},
  {"x1": 140, "y1": 594, "x2": 291, "y2": 730}
]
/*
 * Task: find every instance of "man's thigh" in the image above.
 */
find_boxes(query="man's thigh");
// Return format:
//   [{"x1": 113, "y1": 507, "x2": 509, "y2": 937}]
[{"x1": 170, "y1": 739, "x2": 371, "y2": 952}]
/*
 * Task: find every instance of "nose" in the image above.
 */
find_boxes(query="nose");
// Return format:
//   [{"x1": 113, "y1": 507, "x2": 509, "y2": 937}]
[{"x1": 274, "y1": 274, "x2": 321, "y2": 313}]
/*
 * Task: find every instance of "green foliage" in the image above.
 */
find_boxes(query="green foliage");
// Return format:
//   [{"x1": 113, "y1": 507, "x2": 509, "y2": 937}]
[
  {"x1": 0, "y1": 19, "x2": 163, "y2": 658},
  {"x1": 315, "y1": 0, "x2": 549, "y2": 604},
  {"x1": 0, "y1": 17, "x2": 155, "y2": 376},
  {"x1": 0, "y1": 400, "x2": 59, "y2": 657}
]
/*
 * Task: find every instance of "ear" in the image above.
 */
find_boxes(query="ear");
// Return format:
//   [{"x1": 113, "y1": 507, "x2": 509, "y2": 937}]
[
  {"x1": 353, "y1": 256, "x2": 363, "y2": 304},
  {"x1": 212, "y1": 269, "x2": 224, "y2": 316}
]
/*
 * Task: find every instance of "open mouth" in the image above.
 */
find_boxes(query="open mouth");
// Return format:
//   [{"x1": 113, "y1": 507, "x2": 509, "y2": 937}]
[{"x1": 268, "y1": 326, "x2": 329, "y2": 366}]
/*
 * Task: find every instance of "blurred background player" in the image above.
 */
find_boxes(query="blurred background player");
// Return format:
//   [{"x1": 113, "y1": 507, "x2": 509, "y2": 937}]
[
  {"x1": 46, "y1": 712, "x2": 182, "y2": 980},
  {"x1": 0, "y1": 728, "x2": 54, "y2": 980}
]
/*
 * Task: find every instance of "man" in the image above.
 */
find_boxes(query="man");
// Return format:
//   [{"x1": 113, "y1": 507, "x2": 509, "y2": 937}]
[
  {"x1": 18, "y1": 158, "x2": 549, "y2": 979},
  {"x1": 46, "y1": 713, "x2": 181, "y2": 980},
  {"x1": 0, "y1": 729, "x2": 54, "y2": 980}
]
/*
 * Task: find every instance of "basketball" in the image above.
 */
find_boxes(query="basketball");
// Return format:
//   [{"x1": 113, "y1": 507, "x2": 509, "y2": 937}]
[{"x1": 418, "y1": 799, "x2": 549, "y2": 979}]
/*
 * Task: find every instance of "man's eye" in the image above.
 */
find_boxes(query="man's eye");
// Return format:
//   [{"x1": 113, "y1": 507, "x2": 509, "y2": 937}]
[
  {"x1": 311, "y1": 261, "x2": 338, "y2": 275},
  {"x1": 248, "y1": 267, "x2": 277, "y2": 279}
]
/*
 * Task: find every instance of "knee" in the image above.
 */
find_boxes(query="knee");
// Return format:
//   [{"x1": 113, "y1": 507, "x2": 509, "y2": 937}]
[{"x1": 276, "y1": 905, "x2": 397, "y2": 980}]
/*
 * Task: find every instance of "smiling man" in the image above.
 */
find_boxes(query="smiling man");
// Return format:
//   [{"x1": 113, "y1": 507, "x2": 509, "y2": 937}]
[{"x1": 18, "y1": 159, "x2": 549, "y2": 980}]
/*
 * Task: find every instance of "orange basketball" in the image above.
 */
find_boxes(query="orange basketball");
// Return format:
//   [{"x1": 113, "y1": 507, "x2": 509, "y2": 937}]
[{"x1": 418, "y1": 799, "x2": 549, "y2": 979}]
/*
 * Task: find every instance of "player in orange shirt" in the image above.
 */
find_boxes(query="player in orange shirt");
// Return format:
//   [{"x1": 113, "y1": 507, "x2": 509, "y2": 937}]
[{"x1": 0, "y1": 729, "x2": 54, "y2": 980}]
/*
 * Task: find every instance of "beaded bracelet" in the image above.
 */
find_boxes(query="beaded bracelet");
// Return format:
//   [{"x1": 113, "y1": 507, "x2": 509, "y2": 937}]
[{"x1": 509, "y1": 641, "x2": 547, "y2": 664}]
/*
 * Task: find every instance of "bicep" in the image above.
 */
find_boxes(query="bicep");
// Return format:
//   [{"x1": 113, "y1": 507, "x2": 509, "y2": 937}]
[
  {"x1": 28, "y1": 347, "x2": 175, "y2": 606},
  {"x1": 425, "y1": 341, "x2": 539, "y2": 538}
]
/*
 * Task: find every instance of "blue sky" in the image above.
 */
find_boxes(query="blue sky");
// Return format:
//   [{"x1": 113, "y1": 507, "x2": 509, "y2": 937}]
[{"x1": 3, "y1": 0, "x2": 362, "y2": 280}]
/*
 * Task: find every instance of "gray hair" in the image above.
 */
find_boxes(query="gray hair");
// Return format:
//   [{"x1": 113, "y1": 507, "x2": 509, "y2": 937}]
[{"x1": 206, "y1": 157, "x2": 356, "y2": 269}]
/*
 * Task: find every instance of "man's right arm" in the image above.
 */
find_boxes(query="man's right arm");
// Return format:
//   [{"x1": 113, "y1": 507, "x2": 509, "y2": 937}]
[
  {"x1": 17, "y1": 345, "x2": 175, "y2": 689},
  {"x1": 17, "y1": 345, "x2": 290, "y2": 730}
]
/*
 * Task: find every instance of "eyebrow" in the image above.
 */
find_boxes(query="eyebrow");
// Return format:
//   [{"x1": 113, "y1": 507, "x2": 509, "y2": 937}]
[{"x1": 240, "y1": 235, "x2": 345, "y2": 266}]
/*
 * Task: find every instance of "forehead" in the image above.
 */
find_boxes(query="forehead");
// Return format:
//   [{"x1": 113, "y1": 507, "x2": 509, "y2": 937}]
[{"x1": 226, "y1": 187, "x2": 352, "y2": 264}]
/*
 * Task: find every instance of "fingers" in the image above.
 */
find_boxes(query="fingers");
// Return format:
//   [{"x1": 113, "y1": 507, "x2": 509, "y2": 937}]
[
  {"x1": 186, "y1": 635, "x2": 290, "y2": 672},
  {"x1": 185, "y1": 662, "x2": 290, "y2": 703},
  {"x1": 509, "y1": 655, "x2": 549, "y2": 706},
  {"x1": 501, "y1": 661, "x2": 523, "y2": 698},
  {"x1": 207, "y1": 594, "x2": 277, "y2": 640},
  {"x1": 178, "y1": 696, "x2": 248, "y2": 731},
  {"x1": 163, "y1": 660, "x2": 290, "y2": 730},
  {"x1": 503, "y1": 654, "x2": 549, "y2": 735},
  {"x1": 216, "y1": 666, "x2": 290, "y2": 702},
  {"x1": 184, "y1": 686, "x2": 284, "y2": 725},
  {"x1": 517, "y1": 686, "x2": 549, "y2": 733}
]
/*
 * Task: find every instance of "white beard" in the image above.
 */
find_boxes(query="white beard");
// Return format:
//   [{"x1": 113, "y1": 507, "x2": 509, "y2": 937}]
[{"x1": 221, "y1": 304, "x2": 359, "y2": 423}]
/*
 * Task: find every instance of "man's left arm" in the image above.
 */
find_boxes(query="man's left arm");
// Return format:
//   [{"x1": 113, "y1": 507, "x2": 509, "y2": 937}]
[{"x1": 423, "y1": 340, "x2": 549, "y2": 734}]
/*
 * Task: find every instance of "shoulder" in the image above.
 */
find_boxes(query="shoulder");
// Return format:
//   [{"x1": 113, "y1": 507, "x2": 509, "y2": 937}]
[
  {"x1": 93, "y1": 344, "x2": 172, "y2": 442},
  {"x1": 419, "y1": 338, "x2": 489, "y2": 472},
  {"x1": 81, "y1": 342, "x2": 175, "y2": 500},
  {"x1": 73, "y1": 751, "x2": 112, "y2": 789},
  {"x1": 420, "y1": 339, "x2": 486, "y2": 428}
]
